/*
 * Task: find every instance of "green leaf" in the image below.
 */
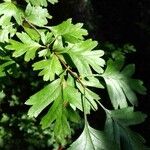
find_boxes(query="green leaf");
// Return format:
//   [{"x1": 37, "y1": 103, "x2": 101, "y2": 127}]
[
  {"x1": 109, "y1": 107, "x2": 147, "y2": 126},
  {"x1": 25, "y1": 0, "x2": 48, "y2": 6},
  {"x1": 105, "y1": 107, "x2": 147, "y2": 150},
  {"x1": 62, "y1": 77, "x2": 98, "y2": 113},
  {"x1": 38, "y1": 49, "x2": 49, "y2": 57},
  {"x1": 40, "y1": 90, "x2": 71, "y2": 142},
  {"x1": 64, "y1": 40, "x2": 105, "y2": 76},
  {"x1": 40, "y1": 95, "x2": 63, "y2": 128},
  {"x1": 63, "y1": 84, "x2": 83, "y2": 111},
  {"x1": 69, "y1": 123, "x2": 117, "y2": 150},
  {"x1": 50, "y1": 19, "x2": 88, "y2": 43},
  {"x1": 25, "y1": 4, "x2": 52, "y2": 27},
  {"x1": 0, "y1": 1, "x2": 24, "y2": 41},
  {"x1": 53, "y1": 36, "x2": 64, "y2": 52},
  {"x1": 54, "y1": 106, "x2": 71, "y2": 142},
  {"x1": 66, "y1": 107, "x2": 80, "y2": 123},
  {"x1": 25, "y1": 0, "x2": 58, "y2": 6},
  {"x1": 81, "y1": 77, "x2": 104, "y2": 89},
  {"x1": 0, "y1": 1, "x2": 24, "y2": 26},
  {"x1": 102, "y1": 59, "x2": 146, "y2": 109},
  {"x1": 26, "y1": 79, "x2": 71, "y2": 143},
  {"x1": 32, "y1": 54, "x2": 63, "y2": 81},
  {"x1": 23, "y1": 27, "x2": 41, "y2": 42},
  {"x1": 54, "y1": 115, "x2": 71, "y2": 143},
  {"x1": 0, "y1": 23, "x2": 16, "y2": 42},
  {"x1": 5, "y1": 32, "x2": 42, "y2": 61},
  {"x1": 25, "y1": 78, "x2": 61, "y2": 117},
  {"x1": 76, "y1": 82, "x2": 100, "y2": 112},
  {"x1": 40, "y1": 31, "x2": 53, "y2": 45}
]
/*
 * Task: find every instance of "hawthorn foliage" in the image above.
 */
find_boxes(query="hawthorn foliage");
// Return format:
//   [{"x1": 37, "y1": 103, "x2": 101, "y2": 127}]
[{"x1": 0, "y1": 0, "x2": 149, "y2": 149}]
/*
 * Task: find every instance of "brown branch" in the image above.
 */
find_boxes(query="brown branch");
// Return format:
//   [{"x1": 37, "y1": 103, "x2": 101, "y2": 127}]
[{"x1": 55, "y1": 53, "x2": 85, "y2": 88}]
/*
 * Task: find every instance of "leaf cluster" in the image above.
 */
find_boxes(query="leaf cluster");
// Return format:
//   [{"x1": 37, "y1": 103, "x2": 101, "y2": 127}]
[{"x1": 0, "y1": 0, "x2": 149, "y2": 149}]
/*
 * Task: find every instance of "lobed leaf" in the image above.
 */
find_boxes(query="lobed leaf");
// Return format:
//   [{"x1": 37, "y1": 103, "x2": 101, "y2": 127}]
[
  {"x1": 41, "y1": 95, "x2": 71, "y2": 142},
  {"x1": 0, "y1": 1, "x2": 24, "y2": 40},
  {"x1": 25, "y1": 78, "x2": 61, "y2": 117},
  {"x1": 32, "y1": 54, "x2": 63, "y2": 81},
  {"x1": 6, "y1": 32, "x2": 42, "y2": 61},
  {"x1": 0, "y1": 23, "x2": 16, "y2": 42},
  {"x1": 50, "y1": 19, "x2": 88, "y2": 43},
  {"x1": 40, "y1": 87, "x2": 72, "y2": 142},
  {"x1": 25, "y1": 4, "x2": 52, "y2": 27},
  {"x1": 105, "y1": 107, "x2": 147, "y2": 150},
  {"x1": 64, "y1": 40, "x2": 105, "y2": 76},
  {"x1": 69, "y1": 123, "x2": 117, "y2": 150},
  {"x1": 76, "y1": 82, "x2": 100, "y2": 113},
  {"x1": 109, "y1": 107, "x2": 147, "y2": 126},
  {"x1": 63, "y1": 84, "x2": 82, "y2": 111},
  {"x1": 0, "y1": 1, "x2": 24, "y2": 26},
  {"x1": 102, "y1": 59, "x2": 146, "y2": 109}
]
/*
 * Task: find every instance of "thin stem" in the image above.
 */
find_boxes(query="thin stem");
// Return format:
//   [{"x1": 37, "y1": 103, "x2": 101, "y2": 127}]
[
  {"x1": 23, "y1": 18, "x2": 41, "y2": 36},
  {"x1": 82, "y1": 88, "x2": 87, "y2": 122},
  {"x1": 55, "y1": 53, "x2": 85, "y2": 88},
  {"x1": 97, "y1": 101, "x2": 110, "y2": 114}
]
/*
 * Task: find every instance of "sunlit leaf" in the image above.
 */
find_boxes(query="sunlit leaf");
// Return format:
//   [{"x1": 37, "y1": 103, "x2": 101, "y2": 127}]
[
  {"x1": 0, "y1": 1, "x2": 24, "y2": 25},
  {"x1": 0, "y1": 23, "x2": 16, "y2": 42},
  {"x1": 69, "y1": 123, "x2": 118, "y2": 150},
  {"x1": 25, "y1": 78, "x2": 61, "y2": 117},
  {"x1": 64, "y1": 40, "x2": 105, "y2": 76},
  {"x1": 50, "y1": 19, "x2": 88, "y2": 43},
  {"x1": 25, "y1": 4, "x2": 52, "y2": 27},
  {"x1": 32, "y1": 54, "x2": 63, "y2": 81},
  {"x1": 6, "y1": 32, "x2": 42, "y2": 61},
  {"x1": 103, "y1": 59, "x2": 146, "y2": 109},
  {"x1": 26, "y1": 0, "x2": 58, "y2": 6}
]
